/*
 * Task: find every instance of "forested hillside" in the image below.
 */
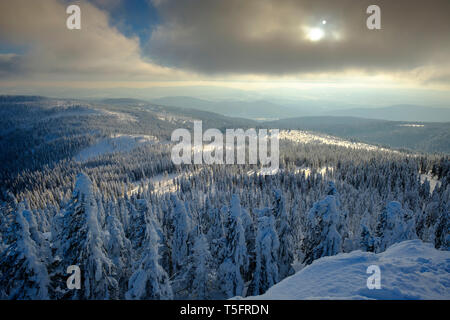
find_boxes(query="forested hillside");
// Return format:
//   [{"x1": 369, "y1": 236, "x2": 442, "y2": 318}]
[
  {"x1": 0, "y1": 96, "x2": 448, "y2": 299},
  {"x1": 266, "y1": 116, "x2": 450, "y2": 154}
]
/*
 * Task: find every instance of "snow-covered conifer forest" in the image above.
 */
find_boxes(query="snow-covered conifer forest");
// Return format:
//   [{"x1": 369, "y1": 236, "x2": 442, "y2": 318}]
[{"x1": 0, "y1": 96, "x2": 448, "y2": 300}]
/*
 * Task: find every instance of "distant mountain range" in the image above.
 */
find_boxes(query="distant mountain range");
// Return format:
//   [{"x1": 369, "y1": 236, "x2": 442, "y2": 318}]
[
  {"x1": 149, "y1": 97, "x2": 450, "y2": 123},
  {"x1": 328, "y1": 105, "x2": 450, "y2": 122},
  {"x1": 149, "y1": 96, "x2": 308, "y2": 120}
]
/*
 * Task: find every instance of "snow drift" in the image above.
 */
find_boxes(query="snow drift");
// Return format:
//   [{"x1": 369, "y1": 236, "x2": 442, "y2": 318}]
[{"x1": 246, "y1": 240, "x2": 450, "y2": 300}]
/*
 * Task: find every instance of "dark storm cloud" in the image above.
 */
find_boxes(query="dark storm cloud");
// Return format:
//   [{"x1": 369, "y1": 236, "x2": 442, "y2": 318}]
[{"x1": 146, "y1": 0, "x2": 450, "y2": 76}]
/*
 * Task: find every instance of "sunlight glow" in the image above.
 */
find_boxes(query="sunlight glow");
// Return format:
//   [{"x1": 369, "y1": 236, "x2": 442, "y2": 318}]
[{"x1": 307, "y1": 28, "x2": 325, "y2": 42}]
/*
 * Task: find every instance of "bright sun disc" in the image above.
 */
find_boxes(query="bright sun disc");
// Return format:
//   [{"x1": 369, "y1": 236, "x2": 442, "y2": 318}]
[{"x1": 308, "y1": 28, "x2": 325, "y2": 41}]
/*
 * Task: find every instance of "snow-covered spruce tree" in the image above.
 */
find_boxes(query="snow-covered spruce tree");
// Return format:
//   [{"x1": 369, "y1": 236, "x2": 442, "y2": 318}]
[
  {"x1": 51, "y1": 173, "x2": 118, "y2": 300},
  {"x1": 207, "y1": 205, "x2": 225, "y2": 262},
  {"x1": 182, "y1": 231, "x2": 214, "y2": 299},
  {"x1": 374, "y1": 201, "x2": 417, "y2": 253},
  {"x1": 289, "y1": 199, "x2": 300, "y2": 256},
  {"x1": 127, "y1": 198, "x2": 150, "y2": 255},
  {"x1": 433, "y1": 183, "x2": 449, "y2": 250},
  {"x1": 301, "y1": 182, "x2": 344, "y2": 265},
  {"x1": 434, "y1": 201, "x2": 449, "y2": 250},
  {"x1": 128, "y1": 198, "x2": 166, "y2": 263},
  {"x1": 416, "y1": 191, "x2": 440, "y2": 245},
  {"x1": 22, "y1": 205, "x2": 51, "y2": 263},
  {"x1": 170, "y1": 195, "x2": 192, "y2": 276},
  {"x1": 105, "y1": 212, "x2": 132, "y2": 298},
  {"x1": 200, "y1": 196, "x2": 213, "y2": 236},
  {"x1": 359, "y1": 224, "x2": 375, "y2": 252},
  {"x1": 229, "y1": 195, "x2": 250, "y2": 278},
  {"x1": 240, "y1": 206, "x2": 256, "y2": 282},
  {"x1": 359, "y1": 209, "x2": 375, "y2": 252},
  {"x1": 218, "y1": 201, "x2": 248, "y2": 298},
  {"x1": 0, "y1": 202, "x2": 50, "y2": 299},
  {"x1": 159, "y1": 196, "x2": 174, "y2": 275},
  {"x1": 125, "y1": 219, "x2": 173, "y2": 300},
  {"x1": 96, "y1": 196, "x2": 106, "y2": 229},
  {"x1": 272, "y1": 189, "x2": 294, "y2": 279},
  {"x1": 248, "y1": 213, "x2": 279, "y2": 296},
  {"x1": 416, "y1": 183, "x2": 449, "y2": 250}
]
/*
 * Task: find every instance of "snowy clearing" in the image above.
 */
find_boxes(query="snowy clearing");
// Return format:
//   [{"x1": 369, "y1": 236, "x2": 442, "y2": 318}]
[
  {"x1": 75, "y1": 134, "x2": 157, "y2": 161},
  {"x1": 244, "y1": 240, "x2": 450, "y2": 300},
  {"x1": 127, "y1": 172, "x2": 180, "y2": 197},
  {"x1": 399, "y1": 124, "x2": 425, "y2": 128},
  {"x1": 127, "y1": 168, "x2": 207, "y2": 197},
  {"x1": 279, "y1": 130, "x2": 398, "y2": 153}
]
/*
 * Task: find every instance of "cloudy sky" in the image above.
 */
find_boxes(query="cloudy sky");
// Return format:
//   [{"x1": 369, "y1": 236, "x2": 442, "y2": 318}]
[{"x1": 0, "y1": 0, "x2": 449, "y2": 105}]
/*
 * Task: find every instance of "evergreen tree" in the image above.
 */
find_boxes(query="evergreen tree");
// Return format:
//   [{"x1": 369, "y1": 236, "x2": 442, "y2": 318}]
[
  {"x1": 0, "y1": 202, "x2": 50, "y2": 299},
  {"x1": 434, "y1": 201, "x2": 449, "y2": 250},
  {"x1": 240, "y1": 206, "x2": 256, "y2": 282},
  {"x1": 301, "y1": 182, "x2": 344, "y2": 265},
  {"x1": 374, "y1": 201, "x2": 417, "y2": 253},
  {"x1": 183, "y1": 232, "x2": 214, "y2": 299},
  {"x1": 52, "y1": 173, "x2": 119, "y2": 299},
  {"x1": 359, "y1": 209, "x2": 375, "y2": 252},
  {"x1": 22, "y1": 205, "x2": 51, "y2": 262},
  {"x1": 272, "y1": 189, "x2": 294, "y2": 279},
  {"x1": 127, "y1": 199, "x2": 149, "y2": 255},
  {"x1": 207, "y1": 205, "x2": 225, "y2": 262},
  {"x1": 171, "y1": 195, "x2": 191, "y2": 276},
  {"x1": 359, "y1": 224, "x2": 375, "y2": 252},
  {"x1": 248, "y1": 213, "x2": 279, "y2": 296},
  {"x1": 218, "y1": 200, "x2": 248, "y2": 298},
  {"x1": 126, "y1": 221, "x2": 173, "y2": 300},
  {"x1": 105, "y1": 212, "x2": 132, "y2": 298}
]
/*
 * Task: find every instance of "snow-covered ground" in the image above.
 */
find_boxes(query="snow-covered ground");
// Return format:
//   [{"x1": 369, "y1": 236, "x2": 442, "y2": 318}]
[
  {"x1": 399, "y1": 124, "x2": 425, "y2": 128},
  {"x1": 75, "y1": 134, "x2": 157, "y2": 161},
  {"x1": 245, "y1": 240, "x2": 450, "y2": 300},
  {"x1": 127, "y1": 172, "x2": 180, "y2": 197},
  {"x1": 127, "y1": 168, "x2": 207, "y2": 197},
  {"x1": 279, "y1": 130, "x2": 398, "y2": 153}
]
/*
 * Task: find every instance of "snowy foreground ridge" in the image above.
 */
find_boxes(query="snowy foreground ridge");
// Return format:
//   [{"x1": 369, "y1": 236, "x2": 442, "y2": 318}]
[{"x1": 245, "y1": 240, "x2": 450, "y2": 300}]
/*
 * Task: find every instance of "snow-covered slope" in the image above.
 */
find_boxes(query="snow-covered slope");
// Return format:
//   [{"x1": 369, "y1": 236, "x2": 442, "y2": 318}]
[
  {"x1": 246, "y1": 240, "x2": 450, "y2": 300},
  {"x1": 279, "y1": 130, "x2": 399, "y2": 153},
  {"x1": 75, "y1": 134, "x2": 157, "y2": 161}
]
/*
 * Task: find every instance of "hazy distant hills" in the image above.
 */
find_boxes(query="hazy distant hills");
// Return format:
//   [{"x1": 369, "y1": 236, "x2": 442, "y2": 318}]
[
  {"x1": 150, "y1": 96, "x2": 317, "y2": 120},
  {"x1": 328, "y1": 105, "x2": 450, "y2": 122},
  {"x1": 150, "y1": 96, "x2": 450, "y2": 123}
]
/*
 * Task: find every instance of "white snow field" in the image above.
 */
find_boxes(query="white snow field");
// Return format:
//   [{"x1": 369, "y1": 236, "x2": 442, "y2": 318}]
[
  {"x1": 279, "y1": 130, "x2": 398, "y2": 153},
  {"x1": 245, "y1": 240, "x2": 450, "y2": 300},
  {"x1": 75, "y1": 134, "x2": 157, "y2": 161}
]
